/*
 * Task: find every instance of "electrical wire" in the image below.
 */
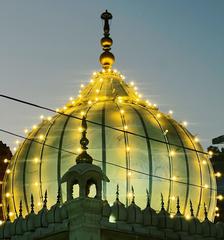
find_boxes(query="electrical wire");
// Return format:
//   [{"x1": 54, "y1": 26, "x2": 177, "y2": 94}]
[
  {"x1": 0, "y1": 94, "x2": 211, "y2": 156},
  {"x1": 0, "y1": 127, "x2": 216, "y2": 192}
]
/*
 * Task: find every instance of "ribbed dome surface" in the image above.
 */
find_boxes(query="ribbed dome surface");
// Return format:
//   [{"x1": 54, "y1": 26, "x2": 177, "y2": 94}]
[{"x1": 3, "y1": 70, "x2": 216, "y2": 221}]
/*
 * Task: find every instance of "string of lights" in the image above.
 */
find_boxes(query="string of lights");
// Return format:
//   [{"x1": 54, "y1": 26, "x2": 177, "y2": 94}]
[
  {"x1": 0, "y1": 127, "x2": 217, "y2": 192},
  {"x1": 0, "y1": 94, "x2": 213, "y2": 156}
]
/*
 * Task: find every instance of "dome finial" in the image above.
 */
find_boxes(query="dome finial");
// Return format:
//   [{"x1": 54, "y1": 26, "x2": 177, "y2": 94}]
[
  {"x1": 99, "y1": 10, "x2": 115, "y2": 70},
  {"x1": 76, "y1": 116, "x2": 93, "y2": 164}
]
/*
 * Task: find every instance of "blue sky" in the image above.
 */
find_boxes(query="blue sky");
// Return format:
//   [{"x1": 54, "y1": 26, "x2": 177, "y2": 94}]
[{"x1": 0, "y1": 0, "x2": 224, "y2": 150}]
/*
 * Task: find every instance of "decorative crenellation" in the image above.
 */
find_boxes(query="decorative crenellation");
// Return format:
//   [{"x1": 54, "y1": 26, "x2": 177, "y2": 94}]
[{"x1": 0, "y1": 188, "x2": 222, "y2": 240}]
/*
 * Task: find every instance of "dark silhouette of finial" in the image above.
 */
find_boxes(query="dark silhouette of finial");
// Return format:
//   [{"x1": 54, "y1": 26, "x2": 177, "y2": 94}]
[
  {"x1": 131, "y1": 186, "x2": 135, "y2": 203},
  {"x1": 99, "y1": 10, "x2": 115, "y2": 69},
  {"x1": 57, "y1": 186, "x2": 61, "y2": 204},
  {"x1": 76, "y1": 117, "x2": 93, "y2": 164},
  {"x1": 146, "y1": 189, "x2": 150, "y2": 207},
  {"x1": 116, "y1": 184, "x2": 119, "y2": 201},
  {"x1": 176, "y1": 196, "x2": 180, "y2": 214},
  {"x1": 204, "y1": 203, "x2": 208, "y2": 220},
  {"x1": 190, "y1": 200, "x2": 194, "y2": 217},
  {"x1": 101, "y1": 10, "x2": 112, "y2": 37},
  {"x1": 43, "y1": 190, "x2": 47, "y2": 208},
  {"x1": 19, "y1": 200, "x2": 22, "y2": 217},
  {"x1": 161, "y1": 193, "x2": 165, "y2": 211},
  {"x1": 30, "y1": 194, "x2": 34, "y2": 213},
  {"x1": 6, "y1": 205, "x2": 10, "y2": 221}
]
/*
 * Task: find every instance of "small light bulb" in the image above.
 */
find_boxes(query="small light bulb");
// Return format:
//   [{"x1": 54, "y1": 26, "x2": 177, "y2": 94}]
[
  {"x1": 39, "y1": 134, "x2": 44, "y2": 140},
  {"x1": 40, "y1": 115, "x2": 44, "y2": 120},
  {"x1": 32, "y1": 125, "x2": 37, "y2": 130},
  {"x1": 217, "y1": 195, "x2": 223, "y2": 201},
  {"x1": 6, "y1": 169, "x2": 11, "y2": 174},
  {"x1": 0, "y1": 220, "x2": 3, "y2": 226},
  {"x1": 6, "y1": 192, "x2": 10, "y2": 198},
  {"x1": 170, "y1": 196, "x2": 176, "y2": 200},
  {"x1": 124, "y1": 125, "x2": 128, "y2": 130},
  {"x1": 185, "y1": 214, "x2": 190, "y2": 220},
  {"x1": 215, "y1": 172, "x2": 222, "y2": 177},
  {"x1": 69, "y1": 97, "x2": 74, "y2": 101},
  {"x1": 47, "y1": 116, "x2": 52, "y2": 121},
  {"x1": 170, "y1": 150, "x2": 175, "y2": 157},
  {"x1": 215, "y1": 207, "x2": 219, "y2": 211},
  {"x1": 194, "y1": 137, "x2": 199, "y2": 143},
  {"x1": 182, "y1": 121, "x2": 188, "y2": 127},
  {"x1": 170, "y1": 214, "x2": 174, "y2": 219},
  {"x1": 156, "y1": 113, "x2": 161, "y2": 118},
  {"x1": 172, "y1": 176, "x2": 177, "y2": 181},
  {"x1": 4, "y1": 159, "x2": 8, "y2": 163},
  {"x1": 202, "y1": 160, "x2": 207, "y2": 165},
  {"x1": 126, "y1": 147, "x2": 130, "y2": 152},
  {"x1": 120, "y1": 109, "x2": 124, "y2": 114},
  {"x1": 204, "y1": 184, "x2": 208, "y2": 189},
  {"x1": 128, "y1": 192, "x2": 132, "y2": 198},
  {"x1": 130, "y1": 81, "x2": 134, "y2": 86},
  {"x1": 208, "y1": 151, "x2": 213, "y2": 156},
  {"x1": 24, "y1": 128, "x2": 28, "y2": 134},
  {"x1": 128, "y1": 171, "x2": 132, "y2": 176},
  {"x1": 80, "y1": 84, "x2": 84, "y2": 88}
]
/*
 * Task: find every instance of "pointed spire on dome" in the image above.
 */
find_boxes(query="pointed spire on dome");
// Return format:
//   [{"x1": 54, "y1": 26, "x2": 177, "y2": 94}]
[
  {"x1": 19, "y1": 200, "x2": 23, "y2": 217},
  {"x1": 190, "y1": 200, "x2": 194, "y2": 217},
  {"x1": 76, "y1": 116, "x2": 93, "y2": 164},
  {"x1": 30, "y1": 194, "x2": 34, "y2": 213},
  {"x1": 99, "y1": 10, "x2": 115, "y2": 70}
]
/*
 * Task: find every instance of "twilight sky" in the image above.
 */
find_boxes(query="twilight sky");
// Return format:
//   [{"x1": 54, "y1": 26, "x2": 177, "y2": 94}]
[{"x1": 0, "y1": 0, "x2": 224, "y2": 151}]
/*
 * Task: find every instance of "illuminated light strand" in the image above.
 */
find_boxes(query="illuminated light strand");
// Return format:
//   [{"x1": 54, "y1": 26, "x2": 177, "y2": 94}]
[
  {"x1": 1, "y1": 129, "x2": 216, "y2": 192},
  {"x1": 0, "y1": 95, "x2": 212, "y2": 157}
]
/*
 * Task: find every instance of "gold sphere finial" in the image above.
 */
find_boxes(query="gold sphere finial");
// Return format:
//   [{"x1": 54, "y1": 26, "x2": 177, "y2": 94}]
[{"x1": 99, "y1": 10, "x2": 115, "y2": 69}]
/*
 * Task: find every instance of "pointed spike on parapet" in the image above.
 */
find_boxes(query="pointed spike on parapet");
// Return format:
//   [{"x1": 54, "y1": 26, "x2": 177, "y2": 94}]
[
  {"x1": 19, "y1": 200, "x2": 22, "y2": 217},
  {"x1": 31, "y1": 194, "x2": 34, "y2": 213},
  {"x1": 6, "y1": 204, "x2": 10, "y2": 221},
  {"x1": 190, "y1": 200, "x2": 194, "y2": 217},
  {"x1": 116, "y1": 184, "x2": 119, "y2": 201},
  {"x1": 57, "y1": 186, "x2": 61, "y2": 204},
  {"x1": 204, "y1": 203, "x2": 208, "y2": 220},
  {"x1": 176, "y1": 196, "x2": 180, "y2": 214},
  {"x1": 131, "y1": 186, "x2": 135, "y2": 203},
  {"x1": 146, "y1": 189, "x2": 150, "y2": 207},
  {"x1": 161, "y1": 193, "x2": 165, "y2": 211},
  {"x1": 43, "y1": 190, "x2": 48, "y2": 208}
]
